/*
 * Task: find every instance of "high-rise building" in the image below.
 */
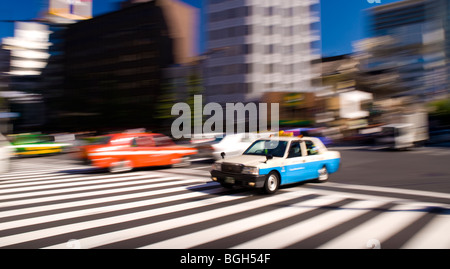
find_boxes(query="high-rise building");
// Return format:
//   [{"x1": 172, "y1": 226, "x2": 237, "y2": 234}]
[
  {"x1": 0, "y1": 48, "x2": 10, "y2": 90},
  {"x1": 0, "y1": 22, "x2": 52, "y2": 130},
  {"x1": 426, "y1": 0, "x2": 449, "y2": 97},
  {"x1": 429, "y1": 0, "x2": 449, "y2": 93},
  {"x1": 356, "y1": 0, "x2": 448, "y2": 100},
  {"x1": 49, "y1": 0, "x2": 92, "y2": 20},
  {"x1": 0, "y1": 0, "x2": 94, "y2": 132},
  {"x1": 2, "y1": 22, "x2": 52, "y2": 78},
  {"x1": 121, "y1": 0, "x2": 200, "y2": 64},
  {"x1": 205, "y1": 0, "x2": 321, "y2": 104},
  {"x1": 58, "y1": 0, "x2": 200, "y2": 131}
]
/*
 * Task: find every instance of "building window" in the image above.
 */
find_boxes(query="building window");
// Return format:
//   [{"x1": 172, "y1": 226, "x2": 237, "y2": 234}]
[
  {"x1": 265, "y1": 44, "x2": 275, "y2": 54},
  {"x1": 245, "y1": 6, "x2": 252, "y2": 16},
  {"x1": 243, "y1": 44, "x2": 252, "y2": 54},
  {"x1": 265, "y1": 7, "x2": 274, "y2": 16}
]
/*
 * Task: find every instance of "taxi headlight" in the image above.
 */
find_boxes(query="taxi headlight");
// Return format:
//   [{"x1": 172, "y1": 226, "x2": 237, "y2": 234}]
[
  {"x1": 242, "y1": 166, "x2": 259, "y2": 175},
  {"x1": 212, "y1": 163, "x2": 222, "y2": 171}
]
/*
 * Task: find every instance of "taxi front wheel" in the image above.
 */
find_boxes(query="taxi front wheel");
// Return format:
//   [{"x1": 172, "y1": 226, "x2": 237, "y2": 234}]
[
  {"x1": 172, "y1": 157, "x2": 191, "y2": 168},
  {"x1": 109, "y1": 160, "x2": 132, "y2": 173},
  {"x1": 315, "y1": 166, "x2": 329, "y2": 183},
  {"x1": 263, "y1": 172, "x2": 280, "y2": 194}
]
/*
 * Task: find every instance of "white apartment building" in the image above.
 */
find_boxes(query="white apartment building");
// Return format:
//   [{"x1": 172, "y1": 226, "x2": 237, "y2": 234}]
[{"x1": 205, "y1": 0, "x2": 321, "y2": 104}]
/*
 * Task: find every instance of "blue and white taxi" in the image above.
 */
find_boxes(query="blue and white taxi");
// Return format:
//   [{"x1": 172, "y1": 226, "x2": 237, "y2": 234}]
[{"x1": 210, "y1": 136, "x2": 341, "y2": 194}]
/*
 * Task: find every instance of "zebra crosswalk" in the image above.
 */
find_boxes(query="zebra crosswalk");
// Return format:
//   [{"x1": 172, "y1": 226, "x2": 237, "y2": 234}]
[{"x1": 1, "y1": 156, "x2": 449, "y2": 249}]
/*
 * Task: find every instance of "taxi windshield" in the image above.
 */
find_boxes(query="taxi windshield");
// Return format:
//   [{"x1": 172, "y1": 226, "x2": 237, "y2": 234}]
[{"x1": 243, "y1": 140, "x2": 288, "y2": 157}]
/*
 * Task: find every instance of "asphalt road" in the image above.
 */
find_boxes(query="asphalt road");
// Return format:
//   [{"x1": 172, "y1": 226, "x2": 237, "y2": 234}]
[
  {"x1": 330, "y1": 147, "x2": 450, "y2": 191},
  {"x1": 1, "y1": 146, "x2": 449, "y2": 250},
  {"x1": 189, "y1": 146, "x2": 450, "y2": 190}
]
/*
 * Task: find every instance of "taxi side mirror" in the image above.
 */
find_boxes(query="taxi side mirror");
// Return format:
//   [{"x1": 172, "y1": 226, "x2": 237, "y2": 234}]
[
  {"x1": 265, "y1": 154, "x2": 273, "y2": 163},
  {"x1": 221, "y1": 152, "x2": 225, "y2": 159}
]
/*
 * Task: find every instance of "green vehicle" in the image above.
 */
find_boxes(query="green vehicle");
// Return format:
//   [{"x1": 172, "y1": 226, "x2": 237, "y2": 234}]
[{"x1": 8, "y1": 133, "x2": 72, "y2": 156}]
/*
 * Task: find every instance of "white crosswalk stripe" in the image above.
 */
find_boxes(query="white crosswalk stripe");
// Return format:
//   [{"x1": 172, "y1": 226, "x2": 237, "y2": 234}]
[
  {"x1": 232, "y1": 199, "x2": 387, "y2": 249},
  {"x1": 318, "y1": 203, "x2": 430, "y2": 249},
  {"x1": 402, "y1": 213, "x2": 450, "y2": 248},
  {"x1": 1, "y1": 157, "x2": 450, "y2": 249},
  {"x1": 145, "y1": 195, "x2": 357, "y2": 249},
  {"x1": 45, "y1": 190, "x2": 305, "y2": 249},
  {"x1": 0, "y1": 178, "x2": 211, "y2": 222}
]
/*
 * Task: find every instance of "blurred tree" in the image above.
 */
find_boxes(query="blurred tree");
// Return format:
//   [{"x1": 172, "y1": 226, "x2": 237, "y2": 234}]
[
  {"x1": 155, "y1": 72, "x2": 204, "y2": 134},
  {"x1": 430, "y1": 99, "x2": 450, "y2": 116},
  {"x1": 428, "y1": 98, "x2": 450, "y2": 127},
  {"x1": 185, "y1": 73, "x2": 203, "y2": 123},
  {"x1": 155, "y1": 81, "x2": 177, "y2": 134}
]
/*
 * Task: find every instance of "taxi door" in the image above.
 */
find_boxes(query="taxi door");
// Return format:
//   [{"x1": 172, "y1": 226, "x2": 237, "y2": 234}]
[
  {"x1": 283, "y1": 141, "x2": 314, "y2": 184},
  {"x1": 132, "y1": 136, "x2": 157, "y2": 167},
  {"x1": 302, "y1": 139, "x2": 326, "y2": 179},
  {"x1": 151, "y1": 135, "x2": 176, "y2": 166}
]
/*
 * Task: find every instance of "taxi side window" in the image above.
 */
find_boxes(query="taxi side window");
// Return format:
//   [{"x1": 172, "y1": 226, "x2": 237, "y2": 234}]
[
  {"x1": 288, "y1": 141, "x2": 302, "y2": 158},
  {"x1": 153, "y1": 135, "x2": 174, "y2": 147},
  {"x1": 305, "y1": 140, "x2": 318, "y2": 156},
  {"x1": 133, "y1": 136, "x2": 155, "y2": 147}
]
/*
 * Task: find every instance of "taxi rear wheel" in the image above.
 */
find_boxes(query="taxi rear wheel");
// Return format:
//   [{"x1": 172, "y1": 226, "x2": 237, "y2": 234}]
[{"x1": 263, "y1": 172, "x2": 280, "y2": 194}]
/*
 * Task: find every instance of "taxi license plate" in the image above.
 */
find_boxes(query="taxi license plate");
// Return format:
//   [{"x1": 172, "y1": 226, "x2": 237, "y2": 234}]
[{"x1": 225, "y1": 177, "x2": 235, "y2": 184}]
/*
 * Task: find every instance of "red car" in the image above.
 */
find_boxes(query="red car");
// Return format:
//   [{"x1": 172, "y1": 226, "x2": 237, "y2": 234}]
[{"x1": 78, "y1": 132, "x2": 197, "y2": 172}]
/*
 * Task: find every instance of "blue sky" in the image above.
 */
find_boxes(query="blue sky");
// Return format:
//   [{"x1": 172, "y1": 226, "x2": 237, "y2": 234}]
[
  {"x1": 0, "y1": 0, "x2": 402, "y2": 57},
  {"x1": 320, "y1": 0, "x2": 402, "y2": 57}
]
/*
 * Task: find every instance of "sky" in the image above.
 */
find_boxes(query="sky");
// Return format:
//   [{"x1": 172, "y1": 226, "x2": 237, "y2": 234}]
[
  {"x1": 0, "y1": 0, "x2": 402, "y2": 57},
  {"x1": 320, "y1": 0, "x2": 402, "y2": 57}
]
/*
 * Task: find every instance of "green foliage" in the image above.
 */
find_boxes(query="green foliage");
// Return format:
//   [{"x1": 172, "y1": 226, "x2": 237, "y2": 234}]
[
  {"x1": 155, "y1": 82, "x2": 176, "y2": 120},
  {"x1": 428, "y1": 98, "x2": 450, "y2": 116},
  {"x1": 156, "y1": 72, "x2": 204, "y2": 123}
]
